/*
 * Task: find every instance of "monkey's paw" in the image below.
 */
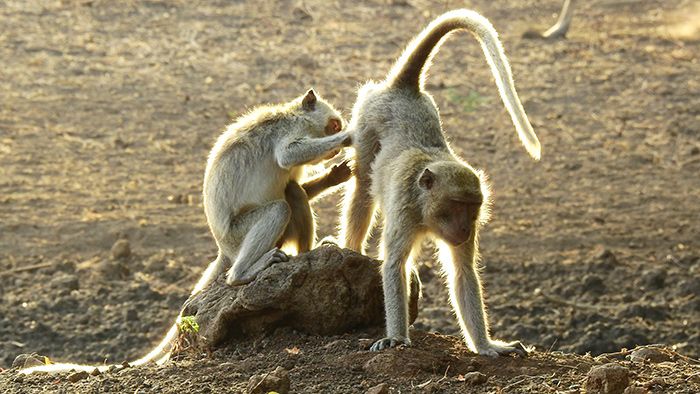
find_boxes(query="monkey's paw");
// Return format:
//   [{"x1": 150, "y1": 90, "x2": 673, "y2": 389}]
[
  {"x1": 369, "y1": 336, "x2": 411, "y2": 352},
  {"x1": 329, "y1": 160, "x2": 353, "y2": 184},
  {"x1": 476, "y1": 340, "x2": 529, "y2": 358}
]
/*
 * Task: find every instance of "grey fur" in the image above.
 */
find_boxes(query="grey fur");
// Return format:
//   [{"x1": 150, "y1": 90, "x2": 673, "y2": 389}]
[
  {"x1": 203, "y1": 89, "x2": 351, "y2": 288},
  {"x1": 340, "y1": 10, "x2": 538, "y2": 357}
]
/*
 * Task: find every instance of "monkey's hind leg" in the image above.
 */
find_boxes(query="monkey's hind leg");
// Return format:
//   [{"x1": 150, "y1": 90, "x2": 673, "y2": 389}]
[
  {"x1": 444, "y1": 241, "x2": 528, "y2": 357},
  {"x1": 224, "y1": 200, "x2": 291, "y2": 286},
  {"x1": 340, "y1": 169, "x2": 376, "y2": 254},
  {"x1": 279, "y1": 181, "x2": 315, "y2": 254}
]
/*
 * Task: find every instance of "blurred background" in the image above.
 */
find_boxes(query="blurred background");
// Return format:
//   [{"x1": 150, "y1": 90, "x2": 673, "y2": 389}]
[{"x1": 1, "y1": 0, "x2": 698, "y2": 369}]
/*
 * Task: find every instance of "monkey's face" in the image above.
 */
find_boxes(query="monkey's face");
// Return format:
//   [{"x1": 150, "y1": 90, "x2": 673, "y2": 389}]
[
  {"x1": 429, "y1": 199, "x2": 481, "y2": 246},
  {"x1": 419, "y1": 165, "x2": 484, "y2": 246}
]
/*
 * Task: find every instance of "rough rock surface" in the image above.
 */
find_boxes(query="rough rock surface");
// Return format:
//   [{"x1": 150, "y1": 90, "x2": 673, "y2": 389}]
[
  {"x1": 585, "y1": 363, "x2": 630, "y2": 394},
  {"x1": 181, "y1": 245, "x2": 419, "y2": 347}
]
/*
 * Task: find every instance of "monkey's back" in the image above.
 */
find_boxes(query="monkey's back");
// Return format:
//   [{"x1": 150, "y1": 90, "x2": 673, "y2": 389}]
[{"x1": 203, "y1": 120, "x2": 291, "y2": 240}]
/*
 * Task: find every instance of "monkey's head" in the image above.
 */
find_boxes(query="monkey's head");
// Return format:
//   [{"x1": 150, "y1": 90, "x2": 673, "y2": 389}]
[
  {"x1": 418, "y1": 162, "x2": 490, "y2": 246},
  {"x1": 297, "y1": 89, "x2": 347, "y2": 161}
]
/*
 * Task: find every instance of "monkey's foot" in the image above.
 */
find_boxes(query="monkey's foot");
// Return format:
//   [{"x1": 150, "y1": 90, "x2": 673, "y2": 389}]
[
  {"x1": 476, "y1": 340, "x2": 529, "y2": 358},
  {"x1": 319, "y1": 236, "x2": 339, "y2": 246},
  {"x1": 225, "y1": 248, "x2": 289, "y2": 286},
  {"x1": 369, "y1": 336, "x2": 411, "y2": 352}
]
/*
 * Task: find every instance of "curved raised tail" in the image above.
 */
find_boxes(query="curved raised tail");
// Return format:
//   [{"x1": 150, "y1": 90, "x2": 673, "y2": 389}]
[
  {"x1": 387, "y1": 9, "x2": 541, "y2": 160},
  {"x1": 19, "y1": 257, "x2": 226, "y2": 374}
]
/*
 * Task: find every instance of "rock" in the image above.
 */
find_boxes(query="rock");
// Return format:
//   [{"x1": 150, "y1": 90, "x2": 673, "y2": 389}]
[
  {"x1": 247, "y1": 366, "x2": 290, "y2": 394},
  {"x1": 585, "y1": 363, "x2": 630, "y2": 394},
  {"x1": 623, "y1": 387, "x2": 648, "y2": 394},
  {"x1": 12, "y1": 353, "x2": 45, "y2": 369},
  {"x1": 180, "y1": 246, "x2": 420, "y2": 348},
  {"x1": 464, "y1": 371, "x2": 487, "y2": 386},
  {"x1": 96, "y1": 260, "x2": 129, "y2": 280},
  {"x1": 592, "y1": 246, "x2": 618, "y2": 266},
  {"x1": 50, "y1": 274, "x2": 79, "y2": 291},
  {"x1": 617, "y1": 303, "x2": 669, "y2": 321},
  {"x1": 124, "y1": 308, "x2": 139, "y2": 322},
  {"x1": 637, "y1": 269, "x2": 666, "y2": 290},
  {"x1": 629, "y1": 347, "x2": 671, "y2": 363},
  {"x1": 581, "y1": 274, "x2": 606, "y2": 294},
  {"x1": 111, "y1": 239, "x2": 131, "y2": 260},
  {"x1": 67, "y1": 370, "x2": 89, "y2": 383},
  {"x1": 90, "y1": 368, "x2": 101, "y2": 376},
  {"x1": 366, "y1": 383, "x2": 389, "y2": 394}
]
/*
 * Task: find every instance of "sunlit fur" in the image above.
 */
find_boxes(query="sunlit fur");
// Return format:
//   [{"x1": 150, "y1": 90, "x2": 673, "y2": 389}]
[
  {"x1": 340, "y1": 9, "x2": 536, "y2": 356},
  {"x1": 21, "y1": 90, "x2": 352, "y2": 374}
]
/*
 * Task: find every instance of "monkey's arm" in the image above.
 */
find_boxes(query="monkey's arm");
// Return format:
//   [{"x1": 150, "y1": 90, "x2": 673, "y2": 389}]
[
  {"x1": 302, "y1": 161, "x2": 353, "y2": 200},
  {"x1": 275, "y1": 132, "x2": 351, "y2": 169}
]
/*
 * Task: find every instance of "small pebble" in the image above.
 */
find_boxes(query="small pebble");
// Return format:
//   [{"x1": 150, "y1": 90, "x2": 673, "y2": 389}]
[
  {"x1": 585, "y1": 363, "x2": 629, "y2": 394},
  {"x1": 67, "y1": 370, "x2": 89, "y2": 383},
  {"x1": 111, "y1": 239, "x2": 131, "y2": 260},
  {"x1": 464, "y1": 371, "x2": 487, "y2": 386},
  {"x1": 629, "y1": 348, "x2": 671, "y2": 363},
  {"x1": 365, "y1": 382, "x2": 389, "y2": 394}
]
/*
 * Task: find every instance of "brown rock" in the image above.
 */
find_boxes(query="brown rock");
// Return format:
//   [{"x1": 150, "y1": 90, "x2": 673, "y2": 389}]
[
  {"x1": 585, "y1": 363, "x2": 630, "y2": 394},
  {"x1": 11, "y1": 353, "x2": 45, "y2": 369},
  {"x1": 110, "y1": 239, "x2": 131, "y2": 260},
  {"x1": 464, "y1": 371, "x2": 487, "y2": 386},
  {"x1": 366, "y1": 382, "x2": 389, "y2": 394},
  {"x1": 629, "y1": 347, "x2": 671, "y2": 363},
  {"x1": 180, "y1": 245, "x2": 420, "y2": 348},
  {"x1": 67, "y1": 370, "x2": 89, "y2": 383},
  {"x1": 623, "y1": 387, "x2": 649, "y2": 394},
  {"x1": 247, "y1": 366, "x2": 290, "y2": 394}
]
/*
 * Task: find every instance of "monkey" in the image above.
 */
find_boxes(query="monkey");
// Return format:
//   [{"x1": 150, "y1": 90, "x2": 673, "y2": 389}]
[
  {"x1": 338, "y1": 9, "x2": 541, "y2": 357},
  {"x1": 20, "y1": 89, "x2": 353, "y2": 374},
  {"x1": 523, "y1": 0, "x2": 576, "y2": 40}
]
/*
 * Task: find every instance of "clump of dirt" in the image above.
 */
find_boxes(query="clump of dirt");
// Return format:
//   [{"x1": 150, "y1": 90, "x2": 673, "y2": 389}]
[{"x1": 2, "y1": 331, "x2": 699, "y2": 393}]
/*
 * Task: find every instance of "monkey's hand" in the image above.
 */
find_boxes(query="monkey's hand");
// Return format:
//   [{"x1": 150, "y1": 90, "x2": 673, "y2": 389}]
[
  {"x1": 328, "y1": 160, "x2": 353, "y2": 185},
  {"x1": 476, "y1": 339, "x2": 529, "y2": 358},
  {"x1": 369, "y1": 336, "x2": 411, "y2": 352}
]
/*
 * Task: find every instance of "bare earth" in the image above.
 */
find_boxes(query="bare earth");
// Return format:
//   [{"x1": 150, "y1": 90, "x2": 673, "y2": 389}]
[{"x1": 1, "y1": 0, "x2": 699, "y2": 392}]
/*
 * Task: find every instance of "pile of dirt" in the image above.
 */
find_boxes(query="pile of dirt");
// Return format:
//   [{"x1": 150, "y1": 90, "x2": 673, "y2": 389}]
[{"x1": 3, "y1": 330, "x2": 699, "y2": 393}]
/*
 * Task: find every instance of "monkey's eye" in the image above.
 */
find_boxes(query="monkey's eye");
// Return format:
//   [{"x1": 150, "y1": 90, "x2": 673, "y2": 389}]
[{"x1": 325, "y1": 118, "x2": 342, "y2": 135}]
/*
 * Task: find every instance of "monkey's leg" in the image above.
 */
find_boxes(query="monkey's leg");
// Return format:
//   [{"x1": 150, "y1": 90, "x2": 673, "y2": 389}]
[
  {"x1": 225, "y1": 200, "x2": 291, "y2": 286},
  {"x1": 340, "y1": 165, "x2": 376, "y2": 253},
  {"x1": 445, "y1": 241, "x2": 528, "y2": 357},
  {"x1": 370, "y1": 221, "x2": 416, "y2": 351},
  {"x1": 523, "y1": 0, "x2": 575, "y2": 39},
  {"x1": 279, "y1": 181, "x2": 315, "y2": 253}
]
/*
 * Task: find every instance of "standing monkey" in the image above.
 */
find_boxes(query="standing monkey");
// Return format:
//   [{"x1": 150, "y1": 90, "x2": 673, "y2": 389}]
[{"x1": 339, "y1": 10, "x2": 541, "y2": 356}]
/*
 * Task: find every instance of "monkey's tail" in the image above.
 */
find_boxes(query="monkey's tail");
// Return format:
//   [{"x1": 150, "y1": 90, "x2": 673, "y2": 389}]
[
  {"x1": 19, "y1": 256, "x2": 226, "y2": 374},
  {"x1": 18, "y1": 322, "x2": 179, "y2": 374},
  {"x1": 386, "y1": 9, "x2": 541, "y2": 160}
]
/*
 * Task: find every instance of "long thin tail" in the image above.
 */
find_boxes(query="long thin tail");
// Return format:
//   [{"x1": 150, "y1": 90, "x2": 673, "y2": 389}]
[
  {"x1": 387, "y1": 9, "x2": 541, "y2": 160},
  {"x1": 18, "y1": 322, "x2": 177, "y2": 374},
  {"x1": 19, "y1": 257, "x2": 226, "y2": 374}
]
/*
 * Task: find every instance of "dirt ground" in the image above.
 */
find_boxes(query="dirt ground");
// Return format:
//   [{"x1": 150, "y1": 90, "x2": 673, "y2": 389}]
[{"x1": 1, "y1": 0, "x2": 699, "y2": 392}]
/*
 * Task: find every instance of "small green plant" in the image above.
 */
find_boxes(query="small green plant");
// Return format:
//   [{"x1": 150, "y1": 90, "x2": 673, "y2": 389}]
[
  {"x1": 178, "y1": 315, "x2": 200, "y2": 334},
  {"x1": 446, "y1": 89, "x2": 486, "y2": 113}
]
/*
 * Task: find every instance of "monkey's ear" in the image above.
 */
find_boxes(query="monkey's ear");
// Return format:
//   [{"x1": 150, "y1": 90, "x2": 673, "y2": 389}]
[
  {"x1": 302, "y1": 89, "x2": 317, "y2": 111},
  {"x1": 418, "y1": 168, "x2": 434, "y2": 190}
]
